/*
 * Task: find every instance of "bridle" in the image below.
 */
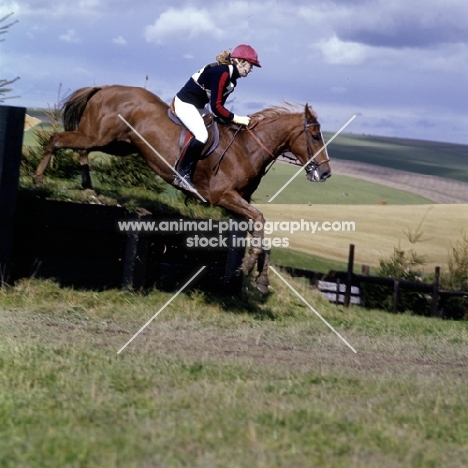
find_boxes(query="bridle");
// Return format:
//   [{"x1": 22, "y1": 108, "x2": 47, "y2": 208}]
[
  {"x1": 286, "y1": 116, "x2": 330, "y2": 175},
  {"x1": 216, "y1": 112, "x2": 330, "y2": 177}
]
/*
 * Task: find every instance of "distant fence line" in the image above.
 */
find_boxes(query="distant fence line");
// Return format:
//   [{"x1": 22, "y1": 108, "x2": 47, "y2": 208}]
[{"x1": 279, "y1": 244, "x2": 468, "y2": 319}]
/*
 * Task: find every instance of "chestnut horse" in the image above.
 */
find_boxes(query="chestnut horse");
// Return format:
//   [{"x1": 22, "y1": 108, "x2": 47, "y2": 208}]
[{"x1": 33, "y1": 85, "x2": 331, "y2": 292}]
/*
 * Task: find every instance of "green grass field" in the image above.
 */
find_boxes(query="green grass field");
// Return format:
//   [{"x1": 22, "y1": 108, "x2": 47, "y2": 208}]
[
  {"x1": 252, "y1": 162, "x2": 432, "y2": 204},
  {"x1": 1, "y1": 277, "x2": 468, "y2": 467}
]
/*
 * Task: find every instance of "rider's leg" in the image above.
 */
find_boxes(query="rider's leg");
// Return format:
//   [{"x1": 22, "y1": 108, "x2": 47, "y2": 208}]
[
  {"x1": 175, "y1": 138, "x2": 205, "y2": 181},
  {"x1": 173, "y1": 97, "x2": 209, "y2": 189},
  {"x1": 173, "y1": 96, "x2": 209, "y2": 144}
]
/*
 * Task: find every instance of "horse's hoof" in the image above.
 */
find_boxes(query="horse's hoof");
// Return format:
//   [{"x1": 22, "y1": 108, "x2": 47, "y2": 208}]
[
  {"x1": 256, "y1": 282, "x2": 270, "y2": 294},
  {"x1": 255, "y1": 275, "x2": 270, "y2": 295}
]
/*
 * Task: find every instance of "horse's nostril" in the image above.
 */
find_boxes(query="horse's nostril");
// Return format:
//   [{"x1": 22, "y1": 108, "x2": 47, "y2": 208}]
[{"x1": 321, "y1": 171, "x2": 331, "y2": 180}]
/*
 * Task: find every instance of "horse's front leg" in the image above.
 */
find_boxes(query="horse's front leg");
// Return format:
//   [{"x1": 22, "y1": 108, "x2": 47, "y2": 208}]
[
  {"x1": 241, "y1": 222, "x2": 265, "y2": 277},
  {"x1": 214, "y1": 191, "x2": 265, "y2": 277},
  {"x1": 255, "y1": 248, "x2": 271, "y2": 294}
]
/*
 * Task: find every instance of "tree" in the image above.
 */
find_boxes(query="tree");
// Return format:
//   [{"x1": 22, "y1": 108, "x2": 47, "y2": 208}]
[{"x1": 0, "y1": 12, "x2": 20, "y2": 102}]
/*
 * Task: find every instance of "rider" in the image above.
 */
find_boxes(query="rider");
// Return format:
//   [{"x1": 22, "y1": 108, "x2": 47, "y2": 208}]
[{"x1": 172, "y1": 44, "x2": 261, "y2": 192}]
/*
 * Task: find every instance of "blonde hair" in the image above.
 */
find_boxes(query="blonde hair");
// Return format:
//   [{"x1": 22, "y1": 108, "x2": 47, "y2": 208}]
[{"x1": 216, "y1": 50, "x2": 232, "y2": 65}]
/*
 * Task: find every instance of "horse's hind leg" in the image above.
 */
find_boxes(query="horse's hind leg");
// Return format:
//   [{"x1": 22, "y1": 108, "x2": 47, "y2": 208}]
[
  {"x1": 33, "y1": 131, "x2": 96, "y2": 187},
  {"x1": 33, "y1": 139, "x2": 54, "y2": 185},
  {"x1": 78, "y1": 150, "x2": 92, "y2": 189}
]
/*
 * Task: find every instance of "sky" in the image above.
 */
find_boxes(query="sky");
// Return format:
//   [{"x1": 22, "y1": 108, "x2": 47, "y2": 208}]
[{"x1": 1, "y1": 0, "x2": 468, "y2": 145}]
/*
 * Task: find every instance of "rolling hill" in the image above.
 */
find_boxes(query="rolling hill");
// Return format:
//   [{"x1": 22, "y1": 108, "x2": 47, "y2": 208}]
[{"x1": 323, "y1": 132, "x2": 468, "y2": 182}]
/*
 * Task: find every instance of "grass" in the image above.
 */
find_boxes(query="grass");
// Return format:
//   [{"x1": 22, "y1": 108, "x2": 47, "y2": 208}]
[
  {"x1": 1, "y1": 276, "x2": 468, "y2": 467},
  {"x1": 252, "y1": 162, "x2": 432, "y2": 205},
  {"x1": 269, "y1": 245, "x2": 349, "y2": 272},
  {"x1": 18, "y1": 173, "x2": 226, "y2": 221}
]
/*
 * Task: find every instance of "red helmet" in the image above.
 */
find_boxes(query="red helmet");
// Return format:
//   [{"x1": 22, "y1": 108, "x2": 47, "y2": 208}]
[{"x1": 231, "y1": 44, "x2": 261, "y2": 67}]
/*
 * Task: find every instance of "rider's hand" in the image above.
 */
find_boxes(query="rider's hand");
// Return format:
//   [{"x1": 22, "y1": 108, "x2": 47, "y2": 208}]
[{"x1": 232, "y1": 115, "x2": 250, "y2": 126}]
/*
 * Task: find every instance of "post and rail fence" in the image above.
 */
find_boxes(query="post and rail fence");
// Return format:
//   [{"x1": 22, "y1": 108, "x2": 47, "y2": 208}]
[{"x1": 280, "y1": 244, "x2": 468, "y2": 319}]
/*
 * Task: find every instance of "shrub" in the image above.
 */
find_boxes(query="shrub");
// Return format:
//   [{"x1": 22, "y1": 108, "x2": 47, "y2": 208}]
[
  {"x1": 21, "y1": 107, "x2": 81, "y2": 180},
  {"x1": 440, "y1": 234, "x2": 468, "y2": 320},
  {"x1": 93, "y1": 153, "x2": 165, "y2": 193},
  {"x1": 362, "y1": 246, "x2": 431, "y2": 316}
]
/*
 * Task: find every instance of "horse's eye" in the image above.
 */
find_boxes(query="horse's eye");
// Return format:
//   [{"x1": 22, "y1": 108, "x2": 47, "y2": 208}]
[{"x1": 312, "y1": 134, "x2": 320, "y2": 141}]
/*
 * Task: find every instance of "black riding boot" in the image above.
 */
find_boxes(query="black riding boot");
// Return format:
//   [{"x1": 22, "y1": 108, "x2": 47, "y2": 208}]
[{"x1": 174, "y1": 138, "x2": 205, "y2": 192}]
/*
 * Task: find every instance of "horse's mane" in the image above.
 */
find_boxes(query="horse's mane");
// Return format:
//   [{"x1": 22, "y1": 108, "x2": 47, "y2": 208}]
[{"x1": 251, "y1": 103, "x2": 318, "y2": 122}]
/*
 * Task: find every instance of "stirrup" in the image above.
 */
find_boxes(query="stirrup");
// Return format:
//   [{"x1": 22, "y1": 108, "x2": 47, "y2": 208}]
[{"x1": 173, "y1": 174, "x2": 197, "y2": 193}]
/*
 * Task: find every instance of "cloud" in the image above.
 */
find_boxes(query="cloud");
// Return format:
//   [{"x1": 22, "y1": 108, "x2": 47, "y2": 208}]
[
  {"x1": 59, "y1": 29, "x2": 81, "y2": 43},
  {"x1": 112, "y1": 35, "x2": 127, "y2": 45},
  {"x1": 145, "y1": 7, "x2": 223, "y2": 43},
  {"x1": 314, "y1": 36, "x2": 368, "y2": 65},
  {"x1": 300, "y1": 1, "x2": 468, "y2": 49},
  {"x1": 13, "y1": 0, "x2": 104, "y2": 20}
]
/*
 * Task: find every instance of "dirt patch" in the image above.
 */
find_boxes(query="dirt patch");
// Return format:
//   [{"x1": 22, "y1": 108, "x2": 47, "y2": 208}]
[{"x1": 119, "y1": 320, "x2": 468, "y2": 381}]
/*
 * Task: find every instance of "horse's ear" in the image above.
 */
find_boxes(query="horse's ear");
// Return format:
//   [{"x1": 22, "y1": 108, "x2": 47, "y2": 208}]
[{"x1": 304, "y1": 103, "x2": 316, "y2": 123}]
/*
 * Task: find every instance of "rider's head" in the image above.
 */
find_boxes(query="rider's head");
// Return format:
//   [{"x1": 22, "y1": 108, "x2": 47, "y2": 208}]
[{"x1": 230, "y1": 44, "x2": 261, "y2": 77}]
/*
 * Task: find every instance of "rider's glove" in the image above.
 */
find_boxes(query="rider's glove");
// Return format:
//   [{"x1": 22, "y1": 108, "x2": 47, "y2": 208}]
[{"x1": 232, "y1": 115, "x2": 250, "y2": 126}]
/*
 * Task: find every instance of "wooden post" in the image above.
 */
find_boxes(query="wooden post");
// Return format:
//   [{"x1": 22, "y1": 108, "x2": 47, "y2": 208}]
[
  {"x1": 344, "y1": 244, "x2": 354, "y2": 307},
  {"x1": 121, "y1": 232, "x2": 149, "y2": 290},
  {"x1": 431, "y1": 266, "x2": 440, "y2": 318},
  {"x1": 393, "y1": 279, "x2": 399, "y2": 314},
  {"x1": 335, "y1": 278, "x2": 340, "y2": 305},
  {"x1": 121, "y1": 211, "x2": 151, "y2": 290},
  {"x1": 360, "y1": 265, "x2": 369, "y2": 307},
  {"x1": 223, "y1": 215, "x2": 245, "y2": 293},
  {"x1": 0, "y1": 105, "x2": 26, "y2": 285}
]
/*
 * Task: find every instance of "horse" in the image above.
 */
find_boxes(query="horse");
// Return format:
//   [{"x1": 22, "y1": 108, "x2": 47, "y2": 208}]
[{"x1": 33, "y1": 85, "x2": 332, "y2": 293}]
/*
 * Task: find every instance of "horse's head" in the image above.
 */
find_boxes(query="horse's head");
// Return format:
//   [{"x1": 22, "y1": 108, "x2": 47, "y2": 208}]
[{"x1": 288, "y1": 104, "x2": 332, "y2": 182}]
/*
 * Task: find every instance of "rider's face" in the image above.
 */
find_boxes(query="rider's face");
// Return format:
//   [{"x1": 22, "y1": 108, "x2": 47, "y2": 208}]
[{"x1": 237, "y1": 60, "x2": 253, "y2": 77}]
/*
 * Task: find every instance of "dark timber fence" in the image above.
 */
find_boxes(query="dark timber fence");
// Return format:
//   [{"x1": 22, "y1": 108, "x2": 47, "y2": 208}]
[
  {"x1": 10, "y1": 196, "x2": 246, "y2": 293},
  {"x1": 0, "y1": 105, "x2": 245, "y2": 293},
  {"x1": 0, "y1": 105, "x2": 26, "y2": 285},
  {"x1": 281, "y1": 244, "x2": 468, "y2": 319}
]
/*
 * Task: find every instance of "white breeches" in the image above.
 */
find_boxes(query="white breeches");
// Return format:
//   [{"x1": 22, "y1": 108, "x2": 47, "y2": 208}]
[{"x1": 173, "y1": 96, "x2": 209, "y2": 144}]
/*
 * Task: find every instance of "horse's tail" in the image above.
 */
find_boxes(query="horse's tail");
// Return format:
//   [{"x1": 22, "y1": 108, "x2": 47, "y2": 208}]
[{"x1": 61, "y1": 86, "x2": 102, "y2": 131}]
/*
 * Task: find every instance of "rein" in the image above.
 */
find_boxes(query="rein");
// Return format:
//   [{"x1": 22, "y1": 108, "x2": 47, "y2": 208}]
[{"x1": 212, "y1": 125, "x2": 243, "y2": 174}]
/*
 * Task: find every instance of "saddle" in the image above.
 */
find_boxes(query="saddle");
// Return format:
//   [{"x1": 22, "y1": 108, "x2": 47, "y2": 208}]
[{"x1": 168, "y1": 101, "x2": 219, "y2": 161}]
